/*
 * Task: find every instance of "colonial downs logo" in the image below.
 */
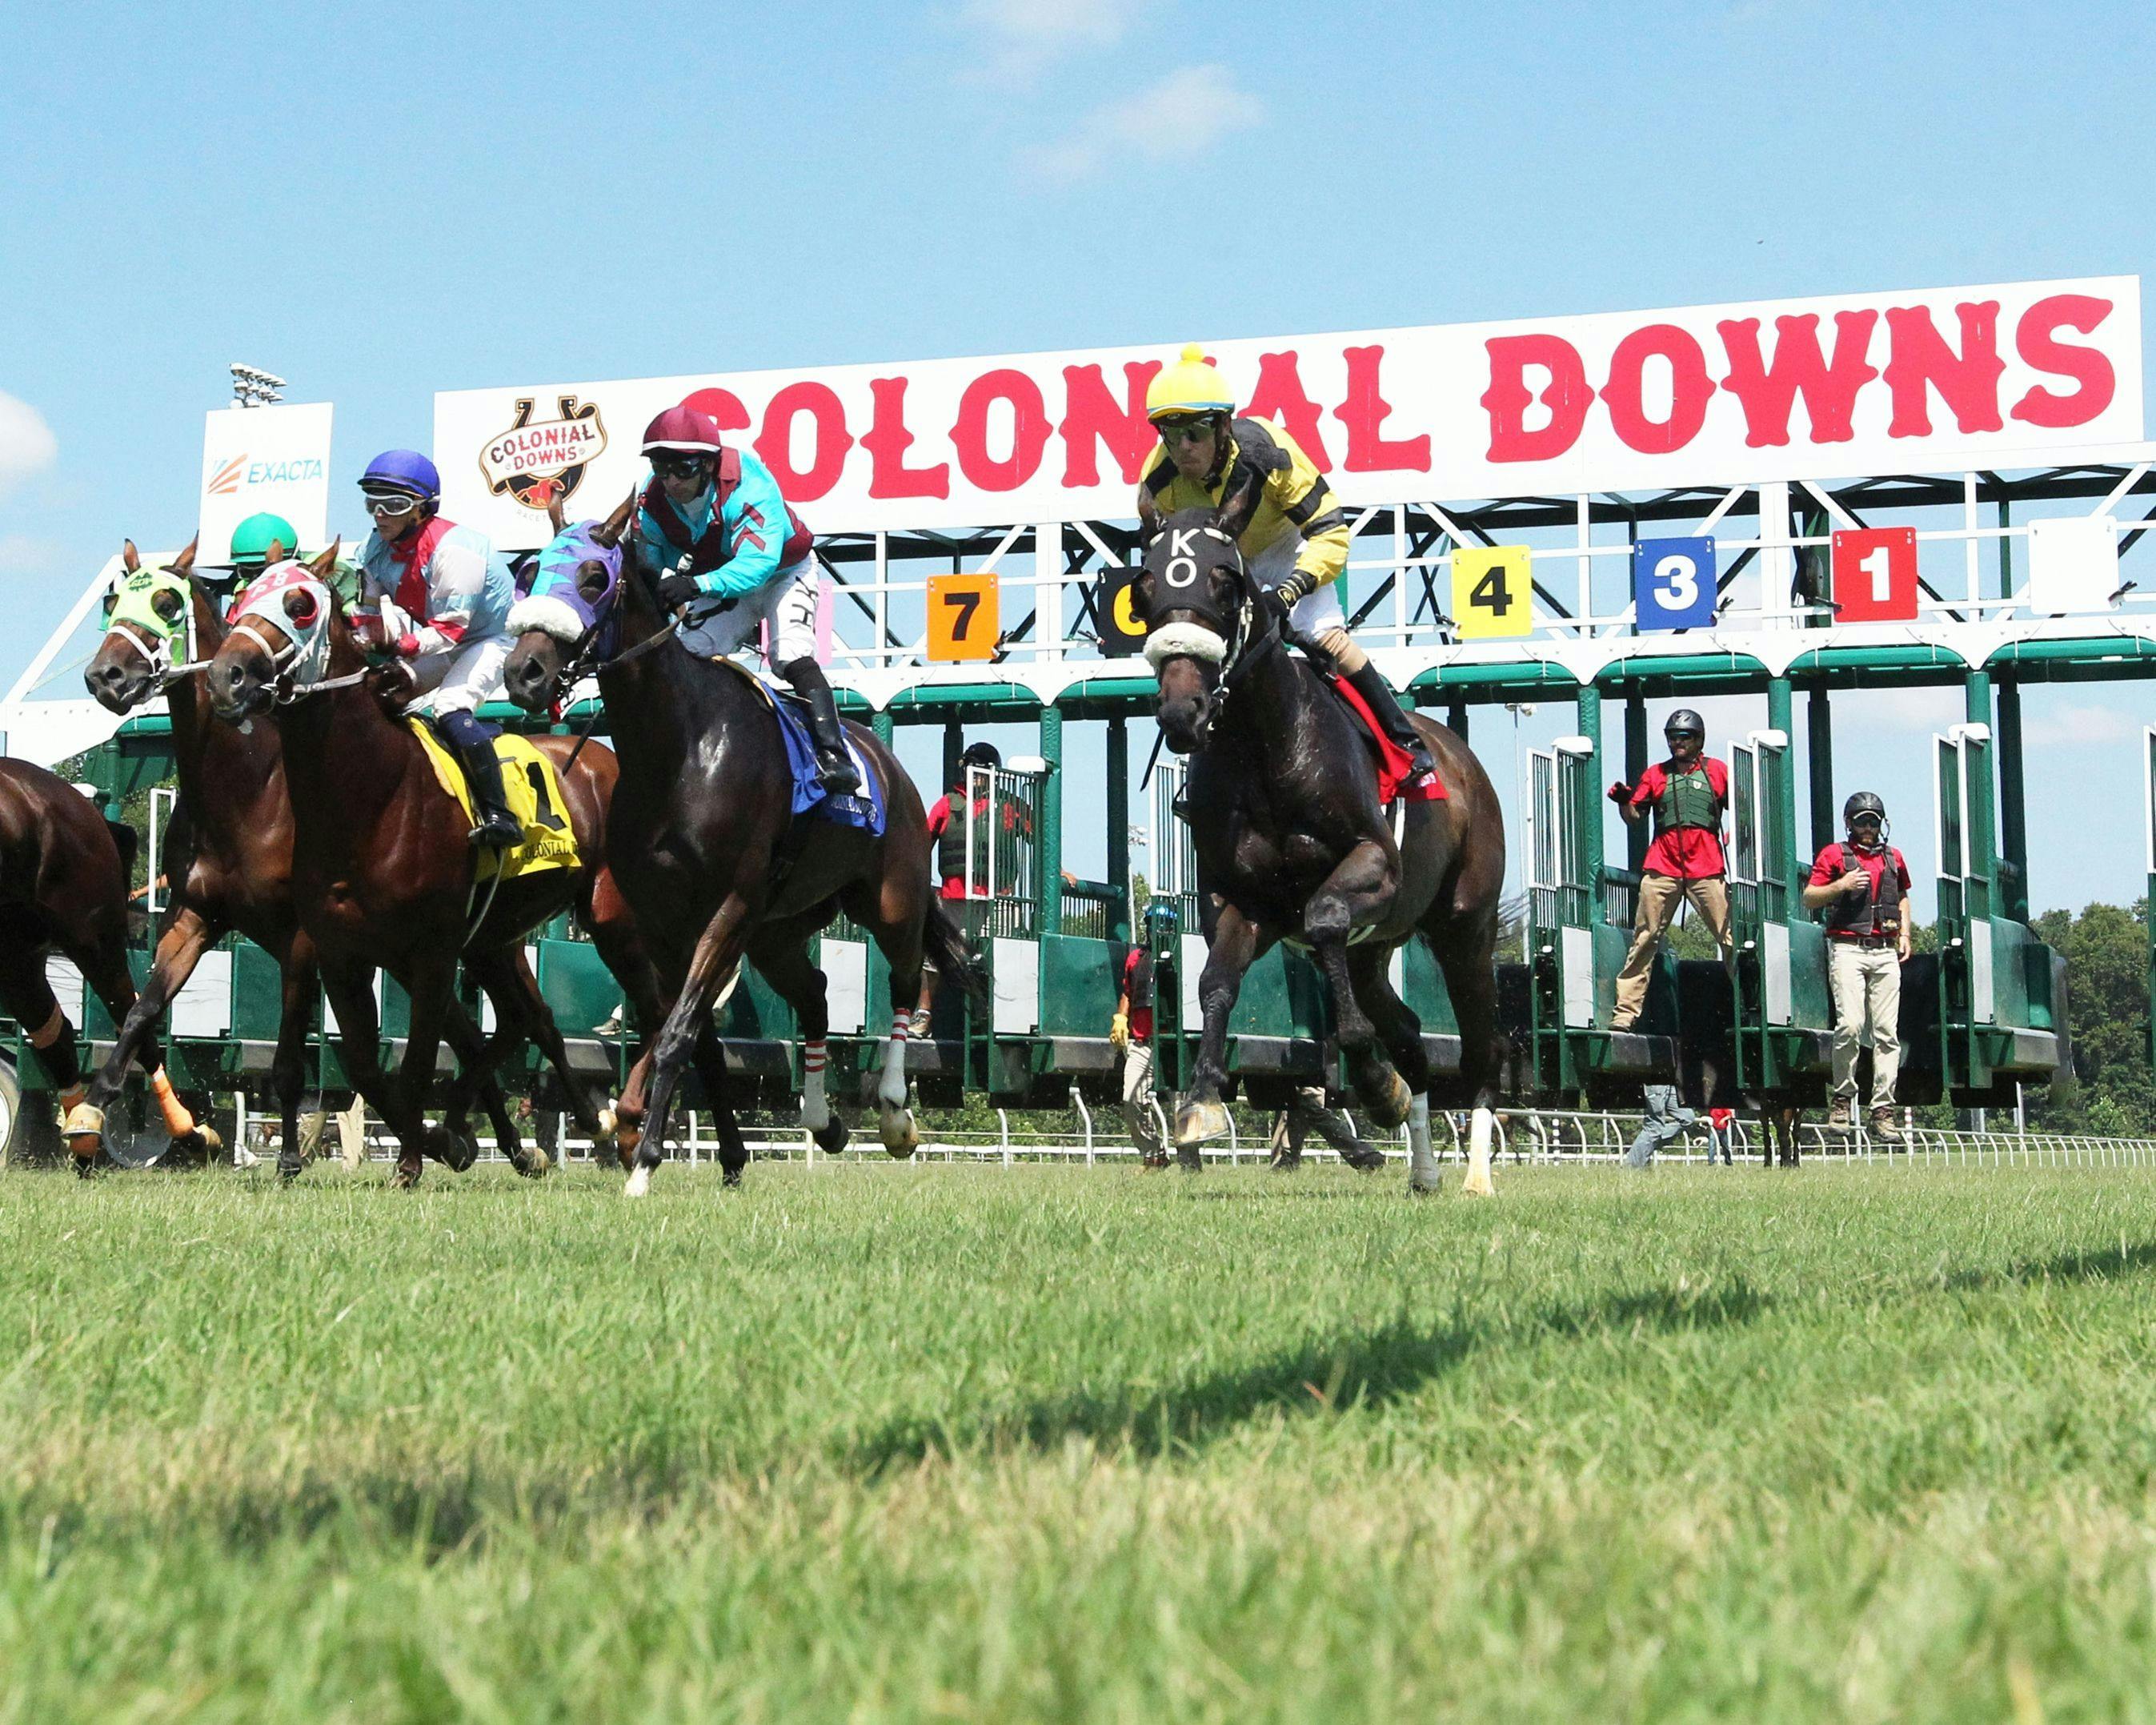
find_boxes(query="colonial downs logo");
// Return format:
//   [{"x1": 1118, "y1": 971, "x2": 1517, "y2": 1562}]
[{"x1": 478, "y1": 395, "x2": 607, "y2": 511}]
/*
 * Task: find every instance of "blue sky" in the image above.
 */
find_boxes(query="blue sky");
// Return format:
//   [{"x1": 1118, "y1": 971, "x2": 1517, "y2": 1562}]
[{"x1": 3, "y1": 0, "x2": 2154, "y2": 913}]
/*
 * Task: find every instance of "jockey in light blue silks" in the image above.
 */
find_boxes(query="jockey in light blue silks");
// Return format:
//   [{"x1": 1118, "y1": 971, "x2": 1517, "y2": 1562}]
[
  {"x1": 630, "y1": 405, "x2": 860, "y2": 795},
  {"x1": 353, "y1": 449, "x2": 520, "y2": 848}
]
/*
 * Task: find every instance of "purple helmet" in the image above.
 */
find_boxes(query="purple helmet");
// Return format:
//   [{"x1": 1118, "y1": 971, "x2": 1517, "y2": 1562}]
[{"x1": 359, "y1": 449, "x2": 440, "y2": 501}]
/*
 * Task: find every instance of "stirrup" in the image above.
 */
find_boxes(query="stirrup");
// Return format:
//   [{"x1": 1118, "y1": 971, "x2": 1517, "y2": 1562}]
[
  {"x1": 470, "y1": 812, "x2": 519, "y2": 850},
  {"x1": 816, "y1": 750, "x2": 862, "y2": 795}
]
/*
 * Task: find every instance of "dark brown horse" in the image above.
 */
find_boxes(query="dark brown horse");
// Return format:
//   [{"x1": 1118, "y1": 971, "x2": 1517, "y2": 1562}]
[
  {"x1": 498, "y1": 501, "x2": 987, "y2": 1196},
  {"x1": 206, "y1": 545, "x2": 653, "y2": 1185},
  {"x1": 1132, "y1": 507, "x2": 1507, "y2": 1194},
  {"x1": 0, "y1": 755, "x2": 146, "y2": 1173}
]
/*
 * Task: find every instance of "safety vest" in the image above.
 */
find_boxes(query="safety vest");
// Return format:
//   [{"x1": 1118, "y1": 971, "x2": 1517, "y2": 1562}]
[
  {"x1": 1820, "y1": 842, "x2": 1904, "y2": 937},
  {"x1": 936, "y1": 795, "x2": 976, "y2": 884},
  {"x1": 1653, "y1": 759, "x2": 1722, "y2": 835}
]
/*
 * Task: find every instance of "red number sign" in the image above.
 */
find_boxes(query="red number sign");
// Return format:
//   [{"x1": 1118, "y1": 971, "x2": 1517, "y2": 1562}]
[{"x1": 1829, "y1": 527, "x2": 1918, "y2": 623}]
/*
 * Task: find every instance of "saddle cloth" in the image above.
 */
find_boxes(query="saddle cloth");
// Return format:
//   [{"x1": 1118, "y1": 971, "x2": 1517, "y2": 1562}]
[
  {"x1": 709, "y1": 658, "x2": 887, "y2": 836},
  {"x1": 407, "y1": 719, "x2": 583, "y2": 885},
  {"x1": 1325, "y1": 675, "x2": 1447, "y2": 805}
]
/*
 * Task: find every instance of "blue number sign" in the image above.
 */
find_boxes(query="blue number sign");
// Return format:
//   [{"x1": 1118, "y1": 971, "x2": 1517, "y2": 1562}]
[{"x1": 1633, "y1": 536, "x2": 1717, "y2": 630}]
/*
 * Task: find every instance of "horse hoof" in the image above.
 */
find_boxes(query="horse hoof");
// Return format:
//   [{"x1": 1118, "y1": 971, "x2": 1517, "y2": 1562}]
[
  {"x1": 1342, "y1": 1146, "x2": 1388, "y2": 1173},
  {"x1": 1358, "y1": 1070, "x2": 1413, "y2": 1130},
  {"x1": 424, "y1": 1123, "x2": 479, "y2": 1173},
  {"x1": 198, "y1": 1125, "x2": 223, "y2": 1154},
  {"x1": 812, "y1": 1117, "x2": 851, "y2": 1155},
  {"x1": 62, "y1": 1101, "x2": 104, "y2": 1140},
  {"x1": 879, "y1": 1105, "x2": 919, "y2": 1159},
  {"x1": 1176, "y1": 1146, "x2": 1205, "y2": 1173},
  {"x1": 1269, "y1": 1152, "x2": 1303, "y2": 1172},
  {"x1": 519, "y1": 1149, "x2": 552, "y2": 1178},
  {"x1": 1176, "y1": 1100, "x2": 1230, "y2": 1146},
  {"x1": 1409, "y1": 1174, "x2": 1443, "y2": 1196},
  {"x1": 277, "y1": 1153, "x2": 304, "y2": 1184},
  {"x1": 722, "y1": 1165, "x2": 743, "y2": 1189},
  {"x1": 624, "y1": 1164, "x2": 652, "y2": 1200},
  {"x1": 393, "y1": 1161, "x2": 423, "y2": 1189},
  {"x1": 1460, "y1": 1172, "x2": 1495, "y2": 1197},
  {"x1": 71, "y1": 1150, "x2": 98, "y2": 1181}
]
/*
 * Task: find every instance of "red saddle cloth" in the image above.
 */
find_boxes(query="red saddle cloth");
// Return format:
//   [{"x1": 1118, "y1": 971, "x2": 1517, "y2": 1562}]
[{"x1": 1325, "y1": 675, "x2": 1446, "y2": 804}]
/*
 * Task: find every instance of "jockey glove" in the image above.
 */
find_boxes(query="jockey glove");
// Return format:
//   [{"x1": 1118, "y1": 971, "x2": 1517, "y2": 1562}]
[
  {"x1": 1270, "y1": 570, "x2": 1315, "y2": 612},
  {"x1": 1607, "y1": 780, "x2": 1632, "y2": 804},
  {"x1": 655, "y1": 572, "x2": 704, "y2": 612}
]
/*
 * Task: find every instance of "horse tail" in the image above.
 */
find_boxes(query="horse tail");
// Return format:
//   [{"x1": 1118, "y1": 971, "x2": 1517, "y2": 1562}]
[{"x1": 924, "y1": 896, "x2": 991, "y2": 1009}]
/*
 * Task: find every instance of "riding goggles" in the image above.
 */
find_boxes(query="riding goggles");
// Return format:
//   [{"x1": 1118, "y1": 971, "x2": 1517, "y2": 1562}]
[
  {"x1": 360, "y1": 488, "x2": 424, "y2": 519},
  {"x1": 1155, "y1": 415, "x2": 1216, "y2": 444},
  {"x1": 651, "y1": 454, "x2": 712, "y2": 481}
]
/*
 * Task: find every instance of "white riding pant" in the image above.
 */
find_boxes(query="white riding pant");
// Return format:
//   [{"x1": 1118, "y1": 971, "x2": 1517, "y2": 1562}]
[
  {"x1": 405, "y1": 631, "x2": 513, "y2": 717},
  {"x1": 679, "y1": 559, "x2": 820, "y2": 668},
  {"x1": 1248, "y1": 534, "x2": 1344, "y2": 634}
]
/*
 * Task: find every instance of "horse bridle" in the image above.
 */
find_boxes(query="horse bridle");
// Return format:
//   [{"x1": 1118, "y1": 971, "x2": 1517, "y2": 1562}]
[
  {"x1": 1143, "y1": 524, "x2": 1281, "y2": 708},
  {"x1": 101, "y1": 588, "x2": 207, "y2": 688}
]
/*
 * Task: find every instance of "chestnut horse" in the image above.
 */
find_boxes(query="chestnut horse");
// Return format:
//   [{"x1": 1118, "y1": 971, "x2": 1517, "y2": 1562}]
[
  {"x1": 206, "y1": 546, "x2": 651, "y2": 1185},
  {"x1": 0, "y1": 755, "x2": 144, "y2": 1173},
  {"x1": 499, "y1": 499, "x2": 987, "y2": 1196},
  {"x1": 1132, "y1": 507, "x2": 1508, "y2": 1195},
  {"x1": 81, "y1": 538, "x2": 539, "y2": 1179}
]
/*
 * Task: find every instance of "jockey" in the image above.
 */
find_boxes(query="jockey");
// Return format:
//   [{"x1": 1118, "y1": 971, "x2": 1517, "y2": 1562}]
[
  {"x1": 228, "y1": 511, "x2": 299, "y2": 579},
  {"x1": 631, "y1": 405, "x2": 860, "y2": 796},
  {"x1": 353, "y1": 450, "x2": 520, "y2": 850},
  {"x1": 1137, "y1": 344, "x2": 1436, "y2": 782}
]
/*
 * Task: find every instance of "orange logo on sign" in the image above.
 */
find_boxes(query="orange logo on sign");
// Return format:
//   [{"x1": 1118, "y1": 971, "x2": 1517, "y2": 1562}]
[{"x1": 206, "y1": 455, "x2": 245, "y2": 497}]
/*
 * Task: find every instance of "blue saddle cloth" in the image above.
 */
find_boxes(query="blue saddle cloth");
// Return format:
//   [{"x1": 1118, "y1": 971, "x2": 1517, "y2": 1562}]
[{"x1": 762, "y1": 676, "x2": 885, "y2": 836}]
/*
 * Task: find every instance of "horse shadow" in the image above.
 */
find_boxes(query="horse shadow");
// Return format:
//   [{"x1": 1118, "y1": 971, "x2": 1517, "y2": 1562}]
[
  {"x1": 1942, "y1": 1238, "x2": 2156, "y2": 1292},
  {"x1": 852, "y1": 1276, "x2": 1772, "y2": 1472}
]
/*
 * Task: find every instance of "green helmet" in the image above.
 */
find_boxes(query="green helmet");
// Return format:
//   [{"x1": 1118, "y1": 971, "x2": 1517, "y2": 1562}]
[{"x1": 229, "y1": 511, "x2": 299, "y2": 569}]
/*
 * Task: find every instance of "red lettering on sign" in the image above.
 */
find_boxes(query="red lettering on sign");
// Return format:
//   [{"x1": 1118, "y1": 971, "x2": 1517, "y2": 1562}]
[
  {"x1": 1335, "y1": 344, "x2": 1430, "y2": 472},
  {"x1": 755, "y1": 382, "x2": 852, "y2": 500},
  {"x1": 1717, "y1": 311, "x2": 1878, "y2": 447},
  {"x1": 863, "y1": 375, "x2": 950, "y2": 500},
  {"x1": 1482, "y1": 334, "x2": 1592, "y2": 463},
  {"x1": 951, "y1": 368, "x2": 1052, "y2": 492},
  {"x1": 679, "y1": 387, "x2": 751, "y2": 437},
  {"x1": 2010, "y1": 293, "x2": 2117, "y2": 430},
  {"x1": 1243, "y1": 350, "x2": 1333, "y2": 470},
  {"x1": 1059, "y1": 361, "x2": 1160, "y2": 487},
  {"x1": 1601, "y1": 324, "x2": 1715, "y2": 455},
  {"x1": 1882, "y1": 302, "x2": 2005, "y2": 438}
]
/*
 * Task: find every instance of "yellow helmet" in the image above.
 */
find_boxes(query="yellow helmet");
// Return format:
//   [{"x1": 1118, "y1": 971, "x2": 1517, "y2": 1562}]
[{"x1": 1145, "y1": 343, "x2": 1234, "y2": 421}]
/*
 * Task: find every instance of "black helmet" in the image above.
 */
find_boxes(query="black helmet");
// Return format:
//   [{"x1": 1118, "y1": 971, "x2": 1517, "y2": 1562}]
[
  {"x1": 960, "y1": 741, "x2": 1002, "y2": 770},
  {"x1": 1844, "y1": 791, "x2": 1885, "y2": 824},
  {"x1": 1664, "y1": 708, "x2": 1705, "y2": 739}
]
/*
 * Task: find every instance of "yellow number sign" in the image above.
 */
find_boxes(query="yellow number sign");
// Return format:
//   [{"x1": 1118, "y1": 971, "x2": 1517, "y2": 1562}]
[
  {"x1": 1451, "y1": 545, "x2": 1533, "y2": 639},
  {"x1": 927, "y1": 572, "x2": 1000, "y2": 662}
]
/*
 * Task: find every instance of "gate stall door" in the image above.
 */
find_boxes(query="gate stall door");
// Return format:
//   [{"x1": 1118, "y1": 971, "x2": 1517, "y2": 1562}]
[
  {"x1": 965, "y1": 761, "x2": 1046, "y2": 1034},
  {"x1": 1526, "y1": 740, "x2": 1595, "y2": 1028},
  {"x1": 1729, "y1": 731, "x2": 1792, "y2": 1023},
  {"x1": 1934, "y1": 723, "x2": 1995, "y2": 1024},
  {"x1": 1147, "y1": 757, "x2": 1208, "y2": 1029}
]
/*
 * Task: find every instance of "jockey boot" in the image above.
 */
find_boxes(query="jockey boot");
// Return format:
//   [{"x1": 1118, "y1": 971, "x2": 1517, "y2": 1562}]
[
  {"x1": 439, "y1": 711, "x2": 521, "y2": 851},
  {"x1": 781, "y1": 657, "x2": 864, "y2": 796},
  {"x1": 1343, "y1": 661, "x2": 1438, "y2": 782}
]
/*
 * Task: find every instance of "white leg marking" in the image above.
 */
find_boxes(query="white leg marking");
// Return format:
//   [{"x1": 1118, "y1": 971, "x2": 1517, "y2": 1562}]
[
  {"x1": 801, "y1": 1041, "x2": 831, "y2": 1132},
  {"x1": 624, "y1": 1163, "x2": 651, "y2": 1199},
  {"x1": 1463, "y1": 1105, "x2": 1496, "y2": 1197},
  {"x1": 1406, "y1": 1095, "x2": 1440, "y2": 1193},
  {"x1": 878, "y1": 1026, "x2": 908, "y2": 1109}
]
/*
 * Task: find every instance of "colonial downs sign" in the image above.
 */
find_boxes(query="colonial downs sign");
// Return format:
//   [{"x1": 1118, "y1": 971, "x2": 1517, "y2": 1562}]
[{"x1": 435, "y1": 277, "x2": 2142, "y2": 548}]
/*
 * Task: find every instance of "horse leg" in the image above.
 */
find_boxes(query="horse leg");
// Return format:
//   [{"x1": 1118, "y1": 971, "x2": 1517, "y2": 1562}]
[
  {"x1": 1176, "y1": 904, "x2": 1272, "y2": 1165},
  {"x1": 687, "y1": 1019, "x2": 751, "y2": 1186},
  {"x1": 271, "y1": 939, "x2": 320, "y2": 1183},
  {"x1": 745, "y1": 920, "x2": 851, "y2": 1159},
  {"x1": 0, "y1": 949, "x2": 93, "y2": 1174},
  {"x1": 1423, "y1": 897, "x2": 1504, "y2": 1198},
  {"x1": 82, "y1": 906, "x2": 215, "y2": 1163},
  {"x1": 843, "y1": 882, "x2": 928, "y2": 1159},
  {"x1": 429, "y1": 989, "x2": 525, "y2": 1174},
  {"x1": 1304, "y1": 840, "x2": 1411, "y2": 1130},
  {"x1": 483, "y1": 944, "x2": 611, "y2": 1169},
  {"x1": 625, "y1": 893, "x2": 755, "y2": 1199},
  {"x1": 70, "y1": 937, "x2": 157, "y2": 1168},
  {"x1": 319, "y1": 959, "x2": 427, "y2": 1186},
  {"x1": 583, "y1": 902, "x2": 666, "y2": 1165},
  {"x1": 390, "y1": 952, "x2": 464, "y2": 1187},
  {"x1": 1344, "y1": 946, "x2": 1433, "y2": 1185}
]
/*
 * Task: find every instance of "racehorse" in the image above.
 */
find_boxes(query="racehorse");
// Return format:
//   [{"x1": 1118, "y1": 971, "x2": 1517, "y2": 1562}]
[
  {"x1": 0, "y1": 754, "x2": 145, "y2": 1173},
  {"x1": 1131, "y1": 507, "x2": 1508, "y2": 1195},
  {"x1": 206, "y1": 545, "x2": 652, "y2": 1186},
  {"x1": 498, "y1": 496, "x2": 987, "y2": 1196}
]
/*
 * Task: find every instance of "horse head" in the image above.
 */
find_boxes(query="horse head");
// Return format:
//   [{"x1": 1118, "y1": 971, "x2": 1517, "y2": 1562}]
[
  {"x1": 85, "y1": 536, "x2": 201, "y2": 713},
  {"x1": 1133, "y1": 505, "x2": 1248, "y2": 753},
  {"x1": 210, "y1": 544, "x2": 343, "y2": 720},
  {"x1": 502, "y1": 490, "x2": 635, "y2": 713}
]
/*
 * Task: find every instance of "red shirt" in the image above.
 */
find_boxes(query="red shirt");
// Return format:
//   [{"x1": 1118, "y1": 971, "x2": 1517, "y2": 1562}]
[
  {"x1": 1629, "y1": 756, "x2": 1729, "y2": 880},
  {"x1": 1120, "y1": 947, "x2": 1154, "y2": 1043},
  {"x1": 1807, "y1": 843, "x2": 1911, "y2": 937}
]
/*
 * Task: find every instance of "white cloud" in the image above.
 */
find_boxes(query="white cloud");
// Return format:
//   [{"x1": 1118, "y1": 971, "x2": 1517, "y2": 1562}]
[
  {"x1": 1021, "y1": 63, "x2": 1263, "y2": 183},
  {"x1": 0, "y1": 391, "x2": 58, "y2": 491},
  {"x1": 952, "y1": 0, "x2": 1148, "y2": 84},
  {"x1": 2022, "y1": 701, "x2": 2142, "y2": 750}
]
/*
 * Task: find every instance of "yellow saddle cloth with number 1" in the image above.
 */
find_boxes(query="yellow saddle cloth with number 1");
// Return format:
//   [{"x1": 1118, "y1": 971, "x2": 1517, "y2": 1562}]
[{"x1": 407, "y1": 719, "x2": 582, "y2": 885}]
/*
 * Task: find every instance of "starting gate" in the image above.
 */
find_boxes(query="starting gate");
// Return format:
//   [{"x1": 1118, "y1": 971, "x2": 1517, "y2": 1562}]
[{"x1": 1726, "y1": 728, "x2": 1832, "y2": 1093}]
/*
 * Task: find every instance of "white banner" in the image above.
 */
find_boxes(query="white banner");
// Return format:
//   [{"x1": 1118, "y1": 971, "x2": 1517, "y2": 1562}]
[
  {"x1": 435, "y1": 277, "x2": 2142, "y2": 548},
  {"x1": 198, "y1": 402, "x2": 333, "y2": 564}
]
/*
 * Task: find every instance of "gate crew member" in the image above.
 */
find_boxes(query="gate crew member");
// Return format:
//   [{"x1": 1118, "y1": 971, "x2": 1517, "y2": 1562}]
[
  {"x1": 353, "y1": 451, "x2": 520, "y2": 850},
  {"x1": 632, "y1": 405, "x2": 860, "y2": 796},
  {"x1": 913, "y1": 743, "x2": 1034, "y2": 1035},
  {"x1": 1607, "y1": 708, "x2": 1733, "y2": 1030},
  {"x1": 1802, "y1": 791, "x2": 1910, "y2": 1141},
  {"x1": 1111, "y1": 903, "x2": 1176, "y2": 1169},
  {"x1": 1137, "y1": 345, "x2": 1435, "y2": 782}
]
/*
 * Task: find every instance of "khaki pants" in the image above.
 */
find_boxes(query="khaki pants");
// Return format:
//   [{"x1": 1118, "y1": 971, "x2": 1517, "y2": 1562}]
[
  {"x1": 1120, "y1": 1041, "x2": 1166, "y2": 1161},
  {"x1": 1829, "y1": 941, "x2": 1902, "y2": 1109},
  {"x1": 1612, "y1": 873, "x2": 1733, "y2": 1028}
]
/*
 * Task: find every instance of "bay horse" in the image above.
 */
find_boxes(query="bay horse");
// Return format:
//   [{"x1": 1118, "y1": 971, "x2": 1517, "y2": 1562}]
[
  {"x1": 81, "y1": 537, "x2": 535, "y2": 1180},
  {"x1": 206, "y1": 545, "x2": 651, "y2": 1186},
  {"x1": 498, "y1": 499, "x2": 987, "y2": 1196},
  {"x1": 1132, "y1": 507, "x2": 1507, "y2": 1195},
  {"x1": 0, "y1": 754, "x2": 144, "y2": 1173}
]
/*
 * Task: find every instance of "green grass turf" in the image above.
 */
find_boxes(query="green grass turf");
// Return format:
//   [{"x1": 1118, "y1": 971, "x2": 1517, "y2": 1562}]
[{"x1": 4, "y1": 1157, "x2": 2156, "y2": 1722}]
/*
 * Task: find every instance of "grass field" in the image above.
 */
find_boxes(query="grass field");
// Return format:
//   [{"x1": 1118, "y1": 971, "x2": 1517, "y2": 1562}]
[{"x1": 5, "y1": 1157, "x2": 2156, "y2": 1723}]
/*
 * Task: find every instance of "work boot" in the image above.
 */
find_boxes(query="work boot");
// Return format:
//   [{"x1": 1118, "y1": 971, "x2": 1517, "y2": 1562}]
[
  {"x1": 781, "y1": 657, "x2": 863, "y2": 796},
  {"x1": 1869, "y1": 1106, "x2": 1903, "y2": 1145},
  {"x1": 1343, "y1": 660, "x2": 1438, "y2": 784},
  {"x1": 440, "y1": 714, "x2": 520, "y2": 851},
  {"x1": 1826, "y1": 1096, "x2": 1853, "y2": 1131}
]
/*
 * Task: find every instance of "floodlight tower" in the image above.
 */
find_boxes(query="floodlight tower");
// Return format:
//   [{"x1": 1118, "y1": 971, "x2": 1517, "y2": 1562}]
[{"x1": 229, "y1": 363, "x2": 287, "y2": 407}]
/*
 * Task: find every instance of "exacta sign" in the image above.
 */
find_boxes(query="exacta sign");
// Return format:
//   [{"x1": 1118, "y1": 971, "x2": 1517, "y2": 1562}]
[{"x1": 435, "y1": 277, "x2": 2142, "y2": 546}]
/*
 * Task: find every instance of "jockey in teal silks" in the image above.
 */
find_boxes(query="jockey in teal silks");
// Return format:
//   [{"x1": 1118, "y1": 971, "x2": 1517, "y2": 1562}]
[{"x1": 631, "y1": 405, "x2": 860, "y2": 796}]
